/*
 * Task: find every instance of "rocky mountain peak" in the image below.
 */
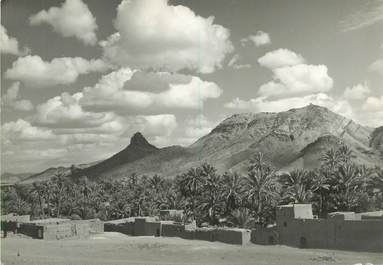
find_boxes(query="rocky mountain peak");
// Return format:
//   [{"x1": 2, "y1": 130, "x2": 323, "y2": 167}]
[{"x1": 130, "y1": 132, "x2": 153, "y2": 148}]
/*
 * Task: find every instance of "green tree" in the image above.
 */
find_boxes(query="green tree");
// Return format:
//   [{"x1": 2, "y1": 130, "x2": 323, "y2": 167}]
[
  {"x1": 280, "y1": 169, "x2": 314, "y2": 203},
  {"x1": 244, "y1": 153, "x2": 280, "y2": 225}
]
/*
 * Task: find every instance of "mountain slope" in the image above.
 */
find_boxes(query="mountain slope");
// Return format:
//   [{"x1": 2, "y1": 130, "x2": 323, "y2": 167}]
[
  {"x1": 72, "y1": 132, "x2": 160, "y2": 179},
  {"x1": 82, "y1": 104, "x2": 382, "y2": 180},
  {"x1": 20, "y1": 104, "x2": 383, "y2": 182},
  {"x1": 1, "y1": 172, "x2": 33, "y2": 185}
]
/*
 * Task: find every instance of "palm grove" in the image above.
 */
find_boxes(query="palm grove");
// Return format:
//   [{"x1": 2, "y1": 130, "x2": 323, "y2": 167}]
[{"x1": 2, "y1": 145, "x2": 383, "y2": 228}]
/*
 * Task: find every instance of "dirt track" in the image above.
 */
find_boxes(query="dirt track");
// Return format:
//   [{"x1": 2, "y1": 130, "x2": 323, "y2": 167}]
[{"x1": 1, "y1": 232, "x2": 382, "y2": 265}]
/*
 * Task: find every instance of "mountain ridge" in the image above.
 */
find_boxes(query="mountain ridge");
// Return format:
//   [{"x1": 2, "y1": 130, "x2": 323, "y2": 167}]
[{"x1": 15, "y1": 104, "x2": 383, "y2": 183}]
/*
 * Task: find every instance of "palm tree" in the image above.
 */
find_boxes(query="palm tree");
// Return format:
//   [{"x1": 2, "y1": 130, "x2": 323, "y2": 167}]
[
  {"x1": 227, "y1": 208, "x2": 254, "y2": 229},
  {"x1": 280, "y1": 169, "x2": 314, "y2": 203},
  {"x1": 371, "y1": 167, "x2": 383, "y2": 192},
  {"x1": 245, "y1": 156, "x2": 280, "y2": 224},
  {"x1": 321, "y1": 148, "x2": 341, "y2": 171},
  {"x1": 199, "y1": 163, "x2": 222, "y2": 225},
  {"x1": 222, "y1": 172, "x2": 244, "y2": 215},
  {"x1": 52, "y1": 171, "x2": 69, "y2": 217},
  {"x1": 249, "y1": 152, "x2": 270, "y2": 172},
  {"x1": 311, "y1": 169, "x2": 330, "y2": 217},
  {"x1": 177, "y1": 167, "x2": 204, "y2": 221},
  {"x1": 149, "y1": 174, "x2": 165, "y2": 193},
  {"x1": 330, "y1": 164, "x2": 364, "y2": 211},
  {"x1": 32, "y1": 182, "x2": 46, "y2": 218},
  {"x1": 337, "y1": 145, "x2": 354, "y2": 165}
]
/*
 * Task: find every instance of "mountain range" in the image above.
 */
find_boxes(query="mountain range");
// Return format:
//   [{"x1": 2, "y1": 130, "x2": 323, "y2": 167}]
[{"x1": 5, "y1": 104, "x2": 383, "y2": 184}]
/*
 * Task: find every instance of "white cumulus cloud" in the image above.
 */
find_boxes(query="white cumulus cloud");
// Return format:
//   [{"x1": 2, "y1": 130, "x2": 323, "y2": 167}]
[
  {"x1": 362, "y1": 96, "x2": 383, "y2": 112},
  {"x1": 0, "y1": 24, "x2": 30, "y2": 55},
  {"x1": 29, "y1": 0, "x2": 98, "y2": 45},
  {"x1": 2, "y1": 119, "x2": 55, "y2": 141},
  {"x1": 100, "y1": 0, "x2": 233, "y2": 73},
  {"x1": 5, "y1": 55, "x2": 109, "y2": 87},
  {"x1": 241, "y1": 31, "x2": 271, "y2": 47},
  {"x1": 258, "y1": 49, "x2": 305, "y2": 69},
  {"x1": 80, "y1": 68, "x2": 222, "y2": 111},
  {"x1": 1, "y1": 82, "x2": 34, "y2": 111},
  {"x1": 35, "y1": 92, "x2": 118, "y2": 129},
  {"x1": 259, "y1": 64, "x2": 333, "y2": 99},
  {"x1": 343, "y1": 83, "x2": 371, "y2": 101}
]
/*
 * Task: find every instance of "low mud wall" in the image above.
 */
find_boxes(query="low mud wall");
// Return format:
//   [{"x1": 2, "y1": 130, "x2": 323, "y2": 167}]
[
  {"x1": 161, "y1": 223, "x2": 185, "y2": 237},
  {"x1": 1, "y1": 214, "x2": 30, "y2": 223},
  {"x1": 251, "y1": 226, "x2": 278, "y2": 245},
  {"x1": 18, "y1": 223, "x2": 43, "y2": 238},
  {"x1": 75, "y1": 219, "x2": 104, "y2": 234},
  {"x1": 104, "y1": 221, "x2": 134, "y2": 235}
]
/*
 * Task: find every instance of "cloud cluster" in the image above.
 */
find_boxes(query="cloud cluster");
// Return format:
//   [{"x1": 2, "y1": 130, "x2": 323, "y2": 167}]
[
  {"x1": 225, "y1": 49, "x2": 346, "y2": 119},
  {"x1": 343, "y1": 83, "x2": 371, "y2": 101},
  {"x1": 80, "y1": 68, "x2": 222, "y2": 111},
  {"x1": 0, "y1": 25, "x2": 30, "y2": 55},
  {"x1": 35, "y1": 92, "x2": 117, "y2": 128},
  {"x1": 258, "y1": 49, "x2": 305, "y2": 69},
  {"x1": 100, "y1": 0, "x2": 233, "y2": 73},
  {"x1": 1, "y1": 82, "x2": 34, "y2": 111},
  {"x1": 2, "y1": 0, "x2": 232, "y2": 173},
  {"x1": 258, "y1": 64, "x2": 333, "y2": 99},
  {"x1": 5, "y1": 55, "x2": 109, "y2": 87},
  {"x1": 257, "y1": 49, "x2": 333, "y2": 99},
  {"x1": 362, "y1": 96, "x2": 383, "y2": 112},
  {"x1": 29, "y1": 0, "x2": 98, "y2": 45},
  {"x1": 241, "y1": 31, "x2": 271, "y2": 47},
  {"x1": 2, "y1": 119, "x2": 55, "y2": 141}
]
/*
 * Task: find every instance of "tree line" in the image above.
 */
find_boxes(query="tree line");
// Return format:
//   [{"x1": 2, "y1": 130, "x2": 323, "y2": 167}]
[{"x1": 2, "y1": 145, "x2": 382, "y2": 228}]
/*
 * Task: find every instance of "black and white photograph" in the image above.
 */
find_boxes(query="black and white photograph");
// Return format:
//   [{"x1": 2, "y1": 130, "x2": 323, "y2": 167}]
[{"x1": 1, "y1": 0, "x2": 383, "y2": 264}]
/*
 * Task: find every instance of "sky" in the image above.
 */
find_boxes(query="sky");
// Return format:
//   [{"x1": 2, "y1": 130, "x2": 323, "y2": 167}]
[{"x1": 1, "y1": 0, "x2": 382, "y2": 173}]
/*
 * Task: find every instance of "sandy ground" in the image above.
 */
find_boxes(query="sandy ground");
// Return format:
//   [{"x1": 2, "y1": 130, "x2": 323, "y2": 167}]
[{"x1": 1, "y1": 232, "x2": 382, "y2": 265}]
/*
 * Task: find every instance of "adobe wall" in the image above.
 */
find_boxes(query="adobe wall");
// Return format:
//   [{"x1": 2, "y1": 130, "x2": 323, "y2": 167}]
[
  {"x1": 145, "y1": 221, "x2": 161, "y2": 236},
  {"x1": 104, "y1": 221, "x2": 134, "y2": 235},
  {"x1": 85, "y1": 219, "x2": 104, "y2": 234},
  {"x1": 194, "y1": 228, "x2": 213, "y2": 241},
  {"x1": 72, "y1": 223, "x2": 91, "y2": 239},
  {"x1": 1, "y1": 221, "x2": 18, "y2": 233},
  {"x1": 160, "y1": 224, "x2": 250, "y2": 245},
  {"x1": 1, "y1": 214, "x2": 31, "y2": 223},
  {"x1": 333, "y1": 219, "x2": 383, "y2": 252},
  {"x1": 134, "y1": 218, "x2": 147, "y2": 236},
  {"x1": 213, "y1": 228, "x2": 251, "y2": 245},
  {"x1": 277, "y1": 218, "x2": 335, "y2": 249},
  {"x1": 42, "y1": 223, "x2": 75, "y2": 240},
  {"x1": 275, "y1": 205, "x2": 383, "y2": 252},
  {"x1": 18, "y1": 223, "x2": 43, "y2": 239},
  {"x1": 71, "y1": 219, "x2": 103, "y2": 234},
  {"x1": 251, "y1": 226, "x2": 278, "y2": 245},
  {"x1": 179, "y1": 228, "x2": 195, "y2": 240},
  {"x1": 161, "y1": 223, "x2": 185, "y2": 237}
]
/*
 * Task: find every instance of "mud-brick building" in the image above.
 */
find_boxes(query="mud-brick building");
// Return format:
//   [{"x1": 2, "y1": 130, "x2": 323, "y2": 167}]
[{"x1": 253, "y1": 204, "x2": 383, "y2": 252}]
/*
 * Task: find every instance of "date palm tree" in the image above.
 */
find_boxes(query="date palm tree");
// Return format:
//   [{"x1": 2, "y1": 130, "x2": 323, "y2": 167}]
[
  {"x1": 245, "y1": 154, "x2": 280, "y2": 224},
  {"x1": 177, "y1": 167, "x2": 204, "y2": 221},
  {"x1": 222, "y1": 172, "x2": 244, "y2": 216},
  {"x1": 330, "y1": 164, "x2": 364, "y2": 211},
  {"x1": 32, "y1": 182, "x2": 46, "y2": 218},
  {"x1": 199, "y1": 163, "x2": 222, "y2": 225},
  {"x1": 280, "y1": 169, "x2": 314, "y2": 203},
  {"x1": 321, "y1": 148, "x2": 341, "y2": 171}
]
